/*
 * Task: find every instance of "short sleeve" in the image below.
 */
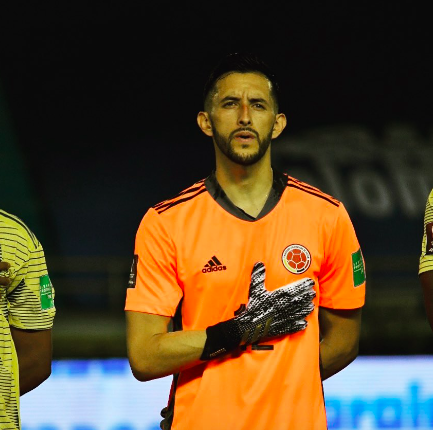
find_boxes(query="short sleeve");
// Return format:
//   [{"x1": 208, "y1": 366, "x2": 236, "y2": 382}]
[
  {"x1": 7, "y1": 234, "x2": 56, "y2": 330},
  {"x1": 319, "y1": 203, "x2": 366, "y2": 309},
  {"x1": 419, "y1": 190, "x2": 433, "y2": 275},
  {"x1": 125, "y1": 208, "x2": 183, "y2": 317}
]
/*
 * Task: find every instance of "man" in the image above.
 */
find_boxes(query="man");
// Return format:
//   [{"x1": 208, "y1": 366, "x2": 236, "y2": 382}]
[
  {"x1": 419, "y1": 189, "x2": 433, "y2": 330},
  {"x1": 125, "y1": 53, "x2": 365, "y2": 430},
  {"x1": 0, "y1": 209, "x2": 55, "y2": 429}
]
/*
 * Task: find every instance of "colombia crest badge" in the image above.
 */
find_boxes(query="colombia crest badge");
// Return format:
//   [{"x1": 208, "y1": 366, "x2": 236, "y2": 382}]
[{"x1": 282, "y1": 244, "x2": 311, "y2": 274}]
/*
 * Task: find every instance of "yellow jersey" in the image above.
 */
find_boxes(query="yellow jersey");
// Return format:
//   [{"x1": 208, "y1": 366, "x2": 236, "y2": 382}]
[
  {"x1": 0, "y1": 209, "x2": 55, "y2": 429},
  {"x1": 419, "y1": 189, "x2": 433, "y2": 275}
]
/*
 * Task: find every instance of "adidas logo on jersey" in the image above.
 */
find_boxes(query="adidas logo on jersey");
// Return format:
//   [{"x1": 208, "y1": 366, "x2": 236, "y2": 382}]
[{"x1": 202, "y1": 256, "x2": 227, "y2": 273}]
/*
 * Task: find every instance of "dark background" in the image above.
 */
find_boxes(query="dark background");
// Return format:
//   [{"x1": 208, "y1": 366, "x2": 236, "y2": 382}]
[{"x1": 0, "y1": 3, "x2": 432, "y2": 357}]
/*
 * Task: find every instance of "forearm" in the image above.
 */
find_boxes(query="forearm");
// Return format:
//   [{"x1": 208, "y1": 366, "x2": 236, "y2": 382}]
[
  {"x1": 18, "y1": 357, "x2": 51, "y2": 395},
  {"x1": 128, "y1": 329, "x2": 207, "y2": 381},
  {"x1": 318, "y1": 307, "x2": 362, "y2": 381},
  {"x1": 420, "y1": 271, "x2": 433, "y2": 330},
  {"x1": 10, "y1": 327, "x2": 52, "y2": 395},
  {"x1": 319, "y1": 336, "x2": 358, "y2": 381},
  {"x1": 424, "y1": 299, "x2": 433, "y2": 331}
]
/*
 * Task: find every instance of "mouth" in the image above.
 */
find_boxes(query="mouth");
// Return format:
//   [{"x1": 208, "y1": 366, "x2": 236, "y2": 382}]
[{"x1": 233, "y1": 131, "x2": 256, "y2": 142}]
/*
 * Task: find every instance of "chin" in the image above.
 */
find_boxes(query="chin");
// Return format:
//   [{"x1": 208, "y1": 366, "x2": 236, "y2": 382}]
[{"x1": 229, "y1": 153, "x2": 263, "y2": 166}]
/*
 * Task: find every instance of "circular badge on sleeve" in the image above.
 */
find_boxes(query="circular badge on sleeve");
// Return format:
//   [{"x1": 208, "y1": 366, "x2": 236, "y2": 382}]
[{"x1": 282, "y1": 244, "x2": 312, "y2": 274}]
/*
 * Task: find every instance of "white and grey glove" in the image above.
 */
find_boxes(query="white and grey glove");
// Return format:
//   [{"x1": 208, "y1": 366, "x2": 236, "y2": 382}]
[{"x1": 200, "y1": 262, "x2": 316, "y2": 360}]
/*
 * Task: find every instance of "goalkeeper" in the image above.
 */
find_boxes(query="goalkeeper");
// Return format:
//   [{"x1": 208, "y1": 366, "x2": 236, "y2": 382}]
[{"x1": 125, "y1": 52, "x2": 365, "y2": 430}]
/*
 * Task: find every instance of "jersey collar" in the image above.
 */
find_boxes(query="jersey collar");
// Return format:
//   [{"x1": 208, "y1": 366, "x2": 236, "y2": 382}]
[{"x1": 204, "y1": 168, "x2": 287, "y2": 221}]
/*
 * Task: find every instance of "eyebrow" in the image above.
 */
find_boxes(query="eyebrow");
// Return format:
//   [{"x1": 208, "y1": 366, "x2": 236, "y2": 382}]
[{"x1": 220, "y1": 96, "x2": 270, "y2": 105}]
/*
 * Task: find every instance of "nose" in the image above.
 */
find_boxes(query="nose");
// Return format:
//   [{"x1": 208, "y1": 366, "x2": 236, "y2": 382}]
[{"x1": 238, "y1": 103, "x2": 251, "y2": 126}]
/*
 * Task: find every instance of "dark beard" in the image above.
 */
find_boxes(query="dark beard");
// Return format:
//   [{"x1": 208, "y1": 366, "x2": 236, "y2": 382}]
[{"x1": 212, "y1": 126, "x2": 273, "y2": 166}]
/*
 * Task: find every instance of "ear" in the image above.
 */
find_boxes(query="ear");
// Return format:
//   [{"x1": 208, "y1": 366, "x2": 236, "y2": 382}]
[
  {"x1": 271, "y1": 113, "x2": 287, "y2": 139},
  {"x1": 197, "y1": 111, "x2": 214, "y2": 137}
]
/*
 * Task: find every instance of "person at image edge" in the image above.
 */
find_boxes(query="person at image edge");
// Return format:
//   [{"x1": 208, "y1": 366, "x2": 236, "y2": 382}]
[{"x1": 0, "y1": 210, "x2": 55, "y2": 429}]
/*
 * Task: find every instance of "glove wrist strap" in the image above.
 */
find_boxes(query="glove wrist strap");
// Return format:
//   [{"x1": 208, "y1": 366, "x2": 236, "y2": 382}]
[{"x1": 200, "y1": 319, "x2": 242, "y2": 361}]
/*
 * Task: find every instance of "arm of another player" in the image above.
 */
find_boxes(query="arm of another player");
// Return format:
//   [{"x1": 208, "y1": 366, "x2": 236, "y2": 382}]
[
  {"x1": 5, "y1": 227, "x2": 56, "y2": 395},
  {"x1": 420, "y1": 271, "x2": 433, "y2": 331},
  {"x1": 10, "y1": 327, "x2": 52, "y2": 395},
  {"x1": 318, "y1": 306, "x2": 362, "y2": 380},
  {"x1": 126, "y1": 311, "x2": 207, "y2": 381},
  {"x1": 419, "y1": 190, "x2": 433, "y2": 331}
]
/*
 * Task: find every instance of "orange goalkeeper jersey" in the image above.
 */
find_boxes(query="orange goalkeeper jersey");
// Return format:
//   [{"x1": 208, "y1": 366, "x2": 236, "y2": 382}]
[{"x1": 125, "y1": 170, "x2": 366, "y2": 430}]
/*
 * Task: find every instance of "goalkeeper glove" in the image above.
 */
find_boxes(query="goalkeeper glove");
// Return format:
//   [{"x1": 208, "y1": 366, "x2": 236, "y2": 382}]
[{"x1": 200, "y1": 261, "x2": 315, "y2": 360}]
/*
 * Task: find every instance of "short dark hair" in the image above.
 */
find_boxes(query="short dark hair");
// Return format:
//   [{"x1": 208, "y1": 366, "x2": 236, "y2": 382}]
[{"x1": 203, "y1": 52, "x2": 280, "y2": 112}]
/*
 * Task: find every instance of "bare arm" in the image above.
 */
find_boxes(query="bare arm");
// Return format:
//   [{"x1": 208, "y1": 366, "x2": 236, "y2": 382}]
[
  {"x1": 126, "y1": 311, "x2": 207, "y2": 382},
  {"x1": 10, "y1": 327, "x2": 52, "y2": 395},
  {"x1": 319, "y1": 307, "x2": 362, "y2": 380},
  {"x1": 420, "y1": 271, "x2": 433, "y2": 331}
]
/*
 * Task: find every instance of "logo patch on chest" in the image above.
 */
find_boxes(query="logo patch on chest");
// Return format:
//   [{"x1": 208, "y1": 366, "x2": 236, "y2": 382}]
[
  {"x1": 202, "y1": 256, "x2": 227, "y2": 273},
  {"x1": 282, "y1": 244, "x2": 312, "y2": 274}
]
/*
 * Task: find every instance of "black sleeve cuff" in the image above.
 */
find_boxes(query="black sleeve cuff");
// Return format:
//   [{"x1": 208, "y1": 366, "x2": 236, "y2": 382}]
[{"x1": 200, "y1": 319, "x2": 242, "y2": 360}]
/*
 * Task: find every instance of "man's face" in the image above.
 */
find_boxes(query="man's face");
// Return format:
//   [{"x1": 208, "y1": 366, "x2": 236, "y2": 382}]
[{"x1": 205, "y1": 72, "x2": 281, "y2": 166}]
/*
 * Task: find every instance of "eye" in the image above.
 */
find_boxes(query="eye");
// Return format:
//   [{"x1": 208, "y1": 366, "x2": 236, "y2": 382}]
[
  {"x1": 222, "y1": 101, "x2": 237, "y2": 108},
  {"x1": 253, "y1": 103, "x2": 266, "y2": 110}
]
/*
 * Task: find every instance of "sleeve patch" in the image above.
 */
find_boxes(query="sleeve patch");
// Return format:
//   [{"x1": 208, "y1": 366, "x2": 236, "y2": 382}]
[
  {"x1": 426, "y1": 222, "x2": 433, "y2": 255},
  {"x1": 352, "y1": 249, "x2": 366, "y2": 287},
  {"x1": 39, "y1": 275, "x2": 55, "y2": 310},
  {"x1": 128, "y1": 255, "x2": 138, "y2": 288}
]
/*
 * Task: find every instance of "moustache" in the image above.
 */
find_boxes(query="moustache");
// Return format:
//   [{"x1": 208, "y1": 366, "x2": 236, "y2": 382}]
[{"x1": 229, "y1": 128, "x2": 259, "y2": 140}]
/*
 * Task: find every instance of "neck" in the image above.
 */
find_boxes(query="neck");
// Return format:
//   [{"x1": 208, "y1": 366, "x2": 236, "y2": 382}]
[{"x1": 214, "y1": 150, "x2": 273, "y2": 217}]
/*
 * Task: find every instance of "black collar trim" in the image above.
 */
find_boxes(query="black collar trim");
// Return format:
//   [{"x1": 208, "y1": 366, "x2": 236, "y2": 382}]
[{"x1": 204, "y1": 169, "x2": 287, "y2": 222}]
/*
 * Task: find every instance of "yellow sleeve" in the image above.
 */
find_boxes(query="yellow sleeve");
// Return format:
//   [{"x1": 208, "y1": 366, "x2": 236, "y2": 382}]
[
  {"x1": 419, "y1": 189, "x2": 433, "y2": 275},
  {"x1": 4, "y1": 220, "x2": 56, "y2": 330}
]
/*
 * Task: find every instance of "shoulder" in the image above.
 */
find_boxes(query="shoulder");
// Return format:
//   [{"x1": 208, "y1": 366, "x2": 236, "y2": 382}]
[
  {"x1": 151, "y1": 179, "x2": 208, "y2": 215},
  {"x1": 428, "y1": 189, "x2": 433, "y2": 207},
  {"x1": 0, "y1": 209, "x2": 39, "y2": 250},
  {"x1": 136, "y1": 179, "x2": 209, "y2": 244},
  {"x1": 282, "y1": 175, "x2": 346, "y2": 232},
  {"x1": 283, "y1": 174, "x2": 341, "y2": 208},
  {"x1": 424, "y1": 189, "x2": 433, "y2": 224}
]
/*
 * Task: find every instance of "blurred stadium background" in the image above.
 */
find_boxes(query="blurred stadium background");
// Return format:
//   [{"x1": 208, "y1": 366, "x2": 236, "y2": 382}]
[{"x1": 1, "y1": 3, "x2": 432, "y2": 429}]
